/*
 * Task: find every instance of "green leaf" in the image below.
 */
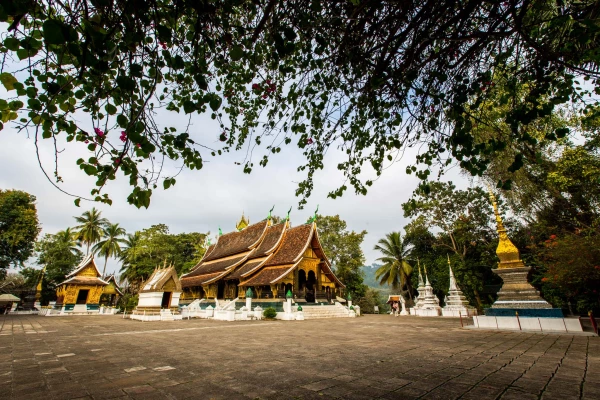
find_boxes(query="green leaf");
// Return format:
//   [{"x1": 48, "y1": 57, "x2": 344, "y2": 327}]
[
  {"x1": 209, "y1": 97, "x2": 222, "y2": 111},
  {"x1": 74, "y1": 198, "x2": 81, "y2": 207},
  {"x1": 163, "y1": 178, "x2": 172, "y2": 189},
  {"x1": 0, "y1": 73, "x2": 18, "y2": 90},
  {"x1": 42, "y1": 19, "x2": 66, "y2": 45},
  {"x1": 105, "y1": 103, "x2": 117, "y2": 115},
  {"x1": 230, "y1": 45, "x2": 244, "y2": 61},
  {"x1": 116, "y1": 114, "x2": 129, "y2": 128},
  {"x1": 4, "y1": 37, "x2": 20, "y2": 51}
]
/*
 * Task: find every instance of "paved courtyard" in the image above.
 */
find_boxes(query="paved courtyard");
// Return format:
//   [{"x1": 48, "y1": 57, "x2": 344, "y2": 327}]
[{"x1": 0, "y1": 315, "x2": 598, "y2": 400}]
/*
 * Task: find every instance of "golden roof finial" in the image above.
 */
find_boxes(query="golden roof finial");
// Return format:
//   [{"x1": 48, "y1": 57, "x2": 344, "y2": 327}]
[
  {"x1": 236, "y1": 212, "x2": 250, "y2": 231},
  {"x1": 487, "y1": 186, "x2": 524, "y2": 269}
]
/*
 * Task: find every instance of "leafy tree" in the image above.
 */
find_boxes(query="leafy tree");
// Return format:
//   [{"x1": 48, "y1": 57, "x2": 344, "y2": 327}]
[
  {"x1": 92, "y1": 223, "x2": 126, "y2": 278},
  {"x1": 32, "y1": 231, "x2": 84, "y2": 303},
  {"x1": 0, "y1": 189, "x2": 40, "y2": 278},
  {"x1": 316, "y1": 214, "x2": 367, "y2": 298},
  {"x1": 74, "y1": 207, "x2": 109, "y2": 254},
  {"x1": 0, "y1": 273, "x2": 29, "y2": 293},
  {"x1": 403, "y1": 183, "x2": 500, "y2": 308},
  {"x1": 2, "y1": 2, "x2": 599, "y2": 207},
  {"x1": 374, "y1": 232, "x2": 414, "y2": 299},
  {"x1": 119, "y1": 225, "x2": 206, "y2": 289},
  {"x1": 537, "y1": 231, "x2": 600, "y2": 314},
  {"x1": 355, "y1": 287, "x2": 385, "y2": 315}
]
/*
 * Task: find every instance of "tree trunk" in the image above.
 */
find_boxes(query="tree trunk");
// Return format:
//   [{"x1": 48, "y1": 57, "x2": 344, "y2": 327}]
[
  {"x1": 473, "y1": 288, "x2": 483, "y2": 310},
  {"x1": 102, "y1": 256, "x2": 108, "y2": 278},
  {"x1": 86, "y1": 242, "x2": 90, "y2": 255}
]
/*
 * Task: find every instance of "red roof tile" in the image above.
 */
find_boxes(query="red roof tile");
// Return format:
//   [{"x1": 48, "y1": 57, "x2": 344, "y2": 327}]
[
  {"x1": 181, "y1": 272, "x2": 223, "y2": 287},
  {"x1": 263, "y1": 224, "x2": 313, "y2": 267},
  {"x1": 185, "y1": 254, "x2": 247, "y2": 277},
  {"x1": 227, "y1": 259, "x2": 265, "y2": 280},
  {"x1": 204, "y1": 220, "x2": 268, "y2": 261},
  {"x1": 252, "y1": 222, "x2": 286, "y2": 258},
  {"x1": 240, "y1": 266, "x2": 293, "y2": 286}
]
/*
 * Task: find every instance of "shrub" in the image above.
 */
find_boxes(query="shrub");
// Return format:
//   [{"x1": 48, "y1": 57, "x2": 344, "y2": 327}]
[{"x1": 263, "y1": 307, "x2": 277, "y2": 319}]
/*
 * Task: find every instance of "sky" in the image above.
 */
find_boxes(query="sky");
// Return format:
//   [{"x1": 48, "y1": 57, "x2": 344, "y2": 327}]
[{"x1": 0, "y1": 62, "x2": 467, "y2": 279}]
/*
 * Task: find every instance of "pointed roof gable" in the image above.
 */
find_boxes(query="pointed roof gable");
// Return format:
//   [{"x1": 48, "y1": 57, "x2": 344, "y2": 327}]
[
  {"x1": 57, "y1": 254, "x2": 108, "y2": 287},
  {"x1": 66, "y1": 254, "x2": 102, "y2": 278},
  {"x1": 141, "y1": 265, "x2": 182, "y2": 293},
  {"x1": 103, "y1": 275, "x2": 124, "y2": 296},
  {"x1": 204, "y1": 220, "x2": 268, "y2": 261},
  {"x1": 263, "y1": 223, "x2": 314, "y2": 267}
]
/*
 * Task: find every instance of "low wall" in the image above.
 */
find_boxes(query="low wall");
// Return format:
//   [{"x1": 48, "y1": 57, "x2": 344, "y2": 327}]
[{"x1": 472, "y1": 316, "x2": 583, "y2": 333}]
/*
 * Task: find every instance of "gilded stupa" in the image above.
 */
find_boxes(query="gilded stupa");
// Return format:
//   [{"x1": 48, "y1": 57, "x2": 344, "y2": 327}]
[{"x1": 487, "y1": 191, "x2": 552, "y2": 312}]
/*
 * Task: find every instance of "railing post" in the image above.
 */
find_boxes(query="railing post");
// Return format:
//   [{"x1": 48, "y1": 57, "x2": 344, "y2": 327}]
[
  {"x1": 459, "y1": 311, "x2": 464, "y2": 327},
  {"x1": 516, "y1": 311, "x2": 522, "y2": 331}
]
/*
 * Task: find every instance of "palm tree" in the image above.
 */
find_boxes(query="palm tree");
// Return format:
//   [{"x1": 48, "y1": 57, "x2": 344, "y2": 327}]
[
  {"x1": 54, "y1": 228, "x2": 79, "y2": 254},
  {"x1": 74, "y1": 208, "x2": 109, "y2": 254},
  {"x1": 92, "y1": 223, "x2": 127, "y2": 277},
  {"x1": 374, "y1": 232, "x2": 414, "y2": 300},
  {"x1": 119, "y1": 232, "x2": 142, "y2": 287}
]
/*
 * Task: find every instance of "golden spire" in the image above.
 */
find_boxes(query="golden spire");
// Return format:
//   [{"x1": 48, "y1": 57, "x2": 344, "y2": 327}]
[
  {"x1": 35, "y1": 266, "x2": 45, "y2": 301},
  {"x1": 488, "y1": 188, "x2": 525, "y2": 269},
  {"x1": 236, "y1": 212, "x2": 249, "y2": 231}
]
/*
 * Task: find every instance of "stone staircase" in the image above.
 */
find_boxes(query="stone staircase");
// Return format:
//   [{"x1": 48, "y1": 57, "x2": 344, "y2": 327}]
[
  {"x1": 160, "y1": 309, "x2": 175, "y2": 321},
  {"x1": 301, "y1": 304, "x2": 350, "y2": 319}
]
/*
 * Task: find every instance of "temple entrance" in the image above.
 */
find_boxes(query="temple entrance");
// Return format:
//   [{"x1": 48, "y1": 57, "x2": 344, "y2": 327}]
[
  {"x1": 307, "y1": 271, "x2": 316, "y2": 290},
  {"x1": 217, "y1": 281, "x2": 225, "y2": 299},
  {"x1": 76, "y1": 289, "x2": 89, "y2": 304},
  {"x1": 161, "y1": 292, "x2": 172, "y2": 308},
  {"x1": 298, "y1": 270, "x2": 306, "y2": 290}
]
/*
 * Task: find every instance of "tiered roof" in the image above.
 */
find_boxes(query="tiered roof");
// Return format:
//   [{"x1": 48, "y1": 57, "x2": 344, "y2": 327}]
[
  {"x1": 141, "y1": 264, "x2": 182, "y2": 293},
  {"x1": 58, "y1": 254, "x2": 108, "y2": 287},
  {"x1": 181, "y1": 217, "x2": 344, "y2": 288}
]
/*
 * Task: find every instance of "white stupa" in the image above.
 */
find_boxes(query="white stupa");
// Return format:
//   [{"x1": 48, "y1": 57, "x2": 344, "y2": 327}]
[
  {"x1": 409, "y1": 261, "x2": 426, "y2": 315},
  {"x1": 442, "y1": 256, "x2": 477, "y2": 317},
  {"x1": 411, "y1": 261, "x2": 442, "y2": 317}
]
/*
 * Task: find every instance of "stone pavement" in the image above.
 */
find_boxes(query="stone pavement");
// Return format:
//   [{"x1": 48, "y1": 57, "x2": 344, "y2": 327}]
[{"x1": 0, "y1": 314, "x2": 598, "y2": 400}]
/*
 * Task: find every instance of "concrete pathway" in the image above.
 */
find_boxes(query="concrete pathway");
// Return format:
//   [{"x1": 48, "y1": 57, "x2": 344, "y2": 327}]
[{"x1": 0, "y1": 314, "x2": 598, "y2": 399}]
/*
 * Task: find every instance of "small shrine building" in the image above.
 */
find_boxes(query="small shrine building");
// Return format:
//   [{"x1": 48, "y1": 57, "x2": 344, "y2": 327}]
[
  {"x1": 101, "y1": 275, "x2": 123, "y2": 306},
  {"x1": 136, "y1": 264, "x2": 182, "y2": 312},
  {"x1": 55, "y1": 254, "x2": 108, "y2": 312},
  {"x1": 180, "y1": 213, "x2": 345, "y2": 303}
]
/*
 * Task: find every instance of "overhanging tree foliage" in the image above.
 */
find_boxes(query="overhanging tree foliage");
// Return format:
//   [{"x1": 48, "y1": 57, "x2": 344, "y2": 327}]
[
  {"x1": 0, "y1": 189, "x2": 40, "y2": 278},
  {"x1": 1, "y1": 1, "x2": 599, "y2": 207}
]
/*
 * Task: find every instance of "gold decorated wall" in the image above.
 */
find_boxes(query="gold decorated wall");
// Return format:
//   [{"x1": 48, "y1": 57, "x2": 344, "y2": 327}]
[{"x1": 57, "y1": 284, "x2": 104, "y2": 304}]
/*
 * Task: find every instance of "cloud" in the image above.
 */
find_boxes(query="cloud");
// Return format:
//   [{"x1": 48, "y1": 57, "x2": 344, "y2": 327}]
[{"x1": 0, "y1": 101, "x2": 469, "y2": 279}]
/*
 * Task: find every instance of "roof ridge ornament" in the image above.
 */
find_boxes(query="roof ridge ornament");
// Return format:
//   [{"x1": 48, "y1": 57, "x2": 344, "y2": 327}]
[
  {"x1": 306, "y1": 205, "x2": 319, "y2": 224},
  {"x1": 268, "y1": 205, "x2": 275, "y2": 220},
  {"x1": 236, "y1": 212, "x2": 250, "y2": 231},
  {"x1": 219, "y1": 226, "x2": 223, "y2": 236}
]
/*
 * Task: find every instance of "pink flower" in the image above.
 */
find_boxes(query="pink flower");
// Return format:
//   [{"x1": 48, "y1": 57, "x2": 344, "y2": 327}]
[
  {"x1": 136, "y1": 143, "x2": 141, "y2": 149},
  {"x1": 119, "y1": 131, "x2": 127, "y2": 142},
  {"x1": 252, "y1": 83, "x2": 260, "y2": 91},
  {"x1": 94, "y1": 127, "x2": 105, "y2": 137},
  {"x1": 114, "y1": 158, "x2": 121, "y2": 165},
  {"x1": 159, "y1": 41, "x2": 167, "y2": 50},
  {"x1": 307, "y1": 138, "x2": 314, "y2": 145},
  {"x1": 84, "y1": 140, "x2": 89, "y2": 144}
]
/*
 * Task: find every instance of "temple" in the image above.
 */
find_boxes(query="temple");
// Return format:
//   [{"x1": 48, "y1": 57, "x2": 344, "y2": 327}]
[
  {"x1": 55, "y1": 254, "x2": 108, "y2": 313},
  {"x1": 486, "y1": 191, "x2": 553, "y2": 313},
  {"x1": 131, "y1": 263, "x2": 183, "y2": 321},
  {"x1": 101, "y1": 275, "x2": 123, "y2": 307},
  {"x1": 180, "y1": 213, "x2": 345, "y2": 305}
]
